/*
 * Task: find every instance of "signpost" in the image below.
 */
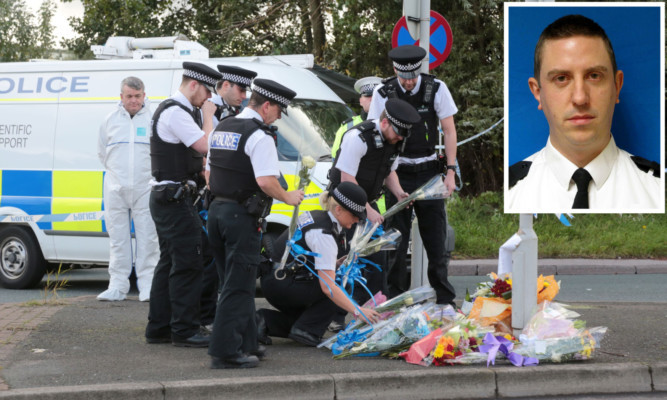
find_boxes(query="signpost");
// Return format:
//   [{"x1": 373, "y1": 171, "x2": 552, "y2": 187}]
[{"x1": 391, "y1": 10, "x2": 453, "y2": 70}]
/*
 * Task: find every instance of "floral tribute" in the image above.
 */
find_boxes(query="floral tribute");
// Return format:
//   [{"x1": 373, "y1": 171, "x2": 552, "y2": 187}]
[{"x1": 324, "y1": 273, "x2": 608, "y2": 368}]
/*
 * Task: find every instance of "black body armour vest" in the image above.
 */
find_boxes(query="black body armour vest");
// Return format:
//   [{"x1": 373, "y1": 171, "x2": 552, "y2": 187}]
[
  {"x1": 272, "y1": 211, "x2": 348, "y2": 275},
  {"x1": 208, "y1": 117, "x2": 276, "y2": 202},
  {"x1": 328, "y1": 121, "x2": 399, "y2": 202},
  {"x1": 378, "y1": 74, "x2": 440, "y2": 158},
  {"x1": 150, "y1": 99, "x2": 204, "y2": 182}
]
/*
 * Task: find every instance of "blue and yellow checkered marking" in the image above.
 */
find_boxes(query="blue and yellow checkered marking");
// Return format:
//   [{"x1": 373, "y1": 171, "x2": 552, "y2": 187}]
[{"x1": 0, "y1": 170, "x2": 104, "y2": 232}]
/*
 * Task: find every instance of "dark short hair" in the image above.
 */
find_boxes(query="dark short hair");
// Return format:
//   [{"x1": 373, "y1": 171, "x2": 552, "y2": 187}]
[
  {"x1": 534, "y1": 14, "x2": 617, "y2": 83},
  {"x1": 248, "y1": 91, "x2": 279, "y2": 109}
]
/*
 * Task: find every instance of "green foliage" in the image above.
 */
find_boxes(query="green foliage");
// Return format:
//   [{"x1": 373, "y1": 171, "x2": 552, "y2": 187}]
[
  {"x1": 447, "y1": 191, "x2": 667, "y2": 259},
  {"x1": 0, "y1": 0, "x2": 55, "y2": 61}
]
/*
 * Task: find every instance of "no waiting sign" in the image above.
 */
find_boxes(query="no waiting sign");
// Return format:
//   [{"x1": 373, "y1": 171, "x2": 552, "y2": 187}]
[{"x1": 391, "y1": 10, "x2": 453, "y2": 70}]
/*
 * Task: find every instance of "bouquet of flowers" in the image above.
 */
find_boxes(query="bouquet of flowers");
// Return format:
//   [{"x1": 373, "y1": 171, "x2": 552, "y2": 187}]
[
  {"x1": 277, "y1": 155, "x2": 316, "y2": 271},
  {"x1": 400, "y1": 315, "x2": 494, "y2": 366},
  {"x1": 332, "y1": 302, "x2": 456, "y2": 359},
  {"x1": 514, "y1": 301, "x2": 607, "y2": 363},
  {"x1": 319, "y1": 286, "x2": 437, "y2": 350},
  {"x1": 382, "y1": 173, "x2": 449, "y2": 220}
]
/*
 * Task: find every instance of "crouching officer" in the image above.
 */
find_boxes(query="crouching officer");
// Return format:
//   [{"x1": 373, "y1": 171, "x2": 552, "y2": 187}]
[
  {"x1": 257, "y1": 182, "x2": 381, "y2": 347},
  {"x1": 328, "y1": 98, "x2": 421, "y2": 305},
  {"x1": 207, "y1": 78, "x2": 304, "y2": 369},
  {"x1": 145, "y1": 62, "x2": 221, "y2": 347}
]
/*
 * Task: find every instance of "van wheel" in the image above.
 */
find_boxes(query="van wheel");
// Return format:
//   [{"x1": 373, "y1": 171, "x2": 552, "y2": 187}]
[{"x1": 0, "y1": 227, "x2": 46, "y2": 289}]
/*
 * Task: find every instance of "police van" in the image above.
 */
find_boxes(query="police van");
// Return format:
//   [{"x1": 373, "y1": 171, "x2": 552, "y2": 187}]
[{"x1": 0, "y1": 36, "x2": 352, "y2": 289}]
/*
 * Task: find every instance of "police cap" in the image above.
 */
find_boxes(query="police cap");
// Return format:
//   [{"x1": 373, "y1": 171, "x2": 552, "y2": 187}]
[
  {"x1": 333, "y1": 181, "x2": 367, "y2": 220},
  {"x1": 388, "y1": 45, "x2": 427, "y2": 79},
  {"x1": 384, "y1": 98, "x2": 421, "y2": 138},
  {"x1": 354, "y1": 76, "x2": 382, "y2": 97},
  {"x1": 251, "y1": 78, "x2": 297, "y2": 116},
  {"x1": 182, "y1": 62, "x2": 222, "y2": 92},
  {"x1": 216, "y1": 65, "x2": 257, "y2": 89}
]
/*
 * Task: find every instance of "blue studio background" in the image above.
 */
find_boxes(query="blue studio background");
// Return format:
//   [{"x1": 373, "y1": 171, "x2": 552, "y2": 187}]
[{"x1": 507, "y1": 5, "x2": 662, "y2": 166}]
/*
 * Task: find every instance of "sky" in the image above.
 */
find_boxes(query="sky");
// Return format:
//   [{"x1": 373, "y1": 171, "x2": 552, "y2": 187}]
[{"x1": 25, "y1": 0, "x2": 84, "y2": 42}]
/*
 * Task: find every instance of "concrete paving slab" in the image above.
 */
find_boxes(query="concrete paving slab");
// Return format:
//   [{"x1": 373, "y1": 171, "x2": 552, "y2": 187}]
[
  {"x1": 652, "y1": 362, "x2": 667, "y2": 392},
  {"x1": 496, "y1": 363, "x2": 652, "y2": 398},
  {"x1": 0, "y1": 382, "x2": 164, "y2": 400}
]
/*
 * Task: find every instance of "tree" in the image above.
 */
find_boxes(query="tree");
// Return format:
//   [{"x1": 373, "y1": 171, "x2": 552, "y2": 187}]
[{"x1": 0, "y1": 0, "x2": 56, "y2": 61}]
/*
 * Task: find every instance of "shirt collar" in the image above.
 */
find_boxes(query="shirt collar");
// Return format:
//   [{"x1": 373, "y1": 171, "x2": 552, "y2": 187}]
[
  {"x1": 545, "y1": 135, "x2": 618, "y2": 190},
  {"x1": 175, "y1": 90, "x2": 194, "y2": 111},
  {"x1": 396, "y1": 75, "x2": 422, "y2": 94},
  {"x1": 327, "y1": 211, "x2": 343, "y2": 234},
  {"x1": 238, "y1": 107, "x2": 263, "y2": 122}
]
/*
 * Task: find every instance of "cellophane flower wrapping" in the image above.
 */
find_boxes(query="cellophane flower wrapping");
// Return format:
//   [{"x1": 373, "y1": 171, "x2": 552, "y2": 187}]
[
  {"x1": 319, "y1": 286, "x2": 436, "y2": 350},
  {"x1": 277, "y1": 155, "x2": 316, "y2": 270},
  {"x1": 515, "y1": 301, "x2": 607, "y2": 362},
  {"x1": 333, "y1": 302, "x2": 457, "y2": 359},
  {"x1": 401, "y1": 315, "x2": 494, "y2": 366},
  {"x1": 358, "y1": 228, "x2": 401, "y2": 257},
  {"x1": 382, "y1": 174, "x2": 449, "y2": 220}
]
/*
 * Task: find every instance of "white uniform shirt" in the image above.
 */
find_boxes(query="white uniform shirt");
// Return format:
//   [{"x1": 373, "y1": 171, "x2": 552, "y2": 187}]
[
  {"x1": 367, "y1": 75, "x2": 458, "y2": 165},
  {"x1": 208, "y1": 94, "x2": 235, "y2": 128},
  {"x1": 97, "y1": 100, "x2": 153, "y2": 191},
  {"x1": 303, "y1": 211, "x2": 343, "y2": 271},
  {"x1": 507, "y1": 136, "x2": 662, "y2": 213},
  {"x1": 206, "y1": 107, "x2": 281, "y2": 178},
  {"x1": 335, "y1": 120, "x2": 398, "y2": 177}
]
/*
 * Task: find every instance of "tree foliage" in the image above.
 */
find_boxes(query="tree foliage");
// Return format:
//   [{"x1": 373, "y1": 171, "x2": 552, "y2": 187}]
[{"x1": 0, "y1": 0, "x2": 55, "y2": 61}]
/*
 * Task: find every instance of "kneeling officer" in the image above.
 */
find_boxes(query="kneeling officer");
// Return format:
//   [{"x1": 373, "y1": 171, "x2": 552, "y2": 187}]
[{"x1": 206, "y1": 78, "x2": 304, "y2": 369}]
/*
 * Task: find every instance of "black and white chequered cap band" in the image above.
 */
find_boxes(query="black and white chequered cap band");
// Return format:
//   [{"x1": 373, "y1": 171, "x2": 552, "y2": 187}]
[
  {"x1": 252, "y1": 83, "x2": 291, "y2": 107},
  {"x1": 333, "y1": 187, "x2": 365, "y2": 214},
  {"x1": 386, "y1": 111, "x2": 412, "y2": 130},
  {"x1": 183, "y1": 69, "x2": 218, "y2": 87},
  {"x1": 360, "y1": 83, "x2": 378, "y2": 94},
  {"x1": 221, "y1": 73, "x2": 252, "y2": 87},
  {"x1": 393, "y1": 60, "x2": 421, "y2": 72}
]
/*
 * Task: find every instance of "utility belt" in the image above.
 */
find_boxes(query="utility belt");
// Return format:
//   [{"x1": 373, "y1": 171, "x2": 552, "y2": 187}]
[
  {"x1": 396, "y1": 159, "x2": 440, "y2": 174},
  {"x1": 152, "y1": 182, "x2": 196, "y2": 203},
  {"x1": 212, "y1": 191, "x2": 272, "y2": 232},
  {"x1": 272, "y1": 259, "x2": 315, "y2": 282}
]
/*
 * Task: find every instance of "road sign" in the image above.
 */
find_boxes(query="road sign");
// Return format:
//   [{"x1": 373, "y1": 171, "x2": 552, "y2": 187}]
[{"x1": 391, "y1": 10, "x2": 453, "y2": 70}]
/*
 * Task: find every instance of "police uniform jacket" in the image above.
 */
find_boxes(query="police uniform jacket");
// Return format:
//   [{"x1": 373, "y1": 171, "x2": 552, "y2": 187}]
[
  {"x1": 329, "y1": 120, "x2": 399, "y2": 202},
  {"x1": 367, "y1": 74, "x2": 457, "y2": 164},
  {"x1": 507, "y1": 136, "x2": 662, "y2": 212},
  {"x1": 207, "y1": 107, "x2": 281, "y2": 201},
  {"x1": 150, "y1": 91, "x2": 205, "y2": 183}
]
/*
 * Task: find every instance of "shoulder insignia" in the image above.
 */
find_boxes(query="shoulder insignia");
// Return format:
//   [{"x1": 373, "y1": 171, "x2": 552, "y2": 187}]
[
  {"x1": 508, "y1": 161, "x2": 532, "y2": 188},
  {"x1": 631, "y1": 156, "x2": 660, "y2": 178},
  {"x1": 297, "y1": 211, "x2": 315, "y2": 229}
]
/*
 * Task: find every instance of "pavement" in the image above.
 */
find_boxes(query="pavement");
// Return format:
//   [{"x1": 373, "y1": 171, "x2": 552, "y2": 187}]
[{"x1": 0, "y1": 258, "x2": 666, "y2": 400}]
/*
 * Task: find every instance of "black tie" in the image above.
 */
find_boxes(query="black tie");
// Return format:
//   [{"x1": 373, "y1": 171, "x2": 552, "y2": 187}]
[
  {"x1": 571, "y1": 168, "x2": 592, "y2": 209},
  {"x1": 405, "y1": 90, "x2": 412, "y2": 96},
  {"x1": 192, "y1": 107, "x2": 202, "y2": 128}
]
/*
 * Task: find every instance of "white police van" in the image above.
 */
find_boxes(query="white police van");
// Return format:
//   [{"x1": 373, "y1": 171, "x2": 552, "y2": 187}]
[{"x1": 0, "y1": 36, "x2": 352, "y2": 289}]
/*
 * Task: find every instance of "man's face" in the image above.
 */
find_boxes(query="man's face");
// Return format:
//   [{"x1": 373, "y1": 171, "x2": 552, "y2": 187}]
[
  {"x1": 264, "y1": 102, "x2": 282, "y2": 125},
  {"x1": 120, "y1": 85, "x2": 145, "y2": 116},
  {"x1": 219, "y1": 81, "x2": 247, "y2": 107},
  {"x1": 192, "y1": 82, "x2": 213, "y2": 107},
  {"x1": 380, "y1": 118, "x2": 404, "y2": 145},
  {"x1": 528, "y1": 35, "x2": 623, "y2": 158},
  {"x1": 394, "y1": 69, "x2": 418, "y2": 92},
  {"x1": 359, "y1": 95, "x2": 372, "y2": 113}
]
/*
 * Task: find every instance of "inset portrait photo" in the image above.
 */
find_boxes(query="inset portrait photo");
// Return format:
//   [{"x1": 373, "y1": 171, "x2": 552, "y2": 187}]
[{"x1": 504, "y1": 3, "x2": 664, "y2": 214}]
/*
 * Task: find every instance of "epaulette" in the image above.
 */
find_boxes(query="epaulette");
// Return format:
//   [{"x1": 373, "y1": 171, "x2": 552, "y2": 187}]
[
  {"x1": 508, "y1": 161, "x2": 532, "y2": 188},
  {"x1": 631, "y1": 156, "x2": 660, "y2": 178}
]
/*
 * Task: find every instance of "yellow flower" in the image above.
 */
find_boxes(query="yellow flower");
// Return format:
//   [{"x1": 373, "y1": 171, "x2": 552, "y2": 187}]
[
  {"x1": 503, "y1": 334, "x2": 513, "y2": 341},
  {"x1": 543, "y1": 281, "x2": 550, "y2": 287},
  {"x1": 433, "y1": 343, "x2": 445, "y2": 358},
  {"x1": 506, "y1": 278, "x2": 512, "y2": 286}
]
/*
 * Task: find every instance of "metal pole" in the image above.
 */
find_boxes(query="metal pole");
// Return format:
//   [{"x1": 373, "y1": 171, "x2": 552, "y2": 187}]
[
  {"x1": 419, "y1": 0, "x2": 430, "y2": 74},
  {"x1": 511, "y1": 214, "x2": 538, "y2": 336}
]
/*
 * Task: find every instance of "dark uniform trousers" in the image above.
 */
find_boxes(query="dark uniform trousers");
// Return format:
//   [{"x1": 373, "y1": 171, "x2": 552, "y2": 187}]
[
  {"x1": 207, "y1": 200, "x2": 260, "y2": 359},
  {"x1": 146, "y1": 187, "x2": 203, "y2": 340},
  {"x1": 385, "y1": 166, "x2": 456, "y2": 305},
  {"x1": 259, "y1": 270, "x2": 341, "y2": 338}
]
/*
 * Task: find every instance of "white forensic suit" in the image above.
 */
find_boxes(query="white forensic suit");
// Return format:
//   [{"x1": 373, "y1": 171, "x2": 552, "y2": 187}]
[{"x1": 97, "y1": 99, "x2": 159, "y2": 301}]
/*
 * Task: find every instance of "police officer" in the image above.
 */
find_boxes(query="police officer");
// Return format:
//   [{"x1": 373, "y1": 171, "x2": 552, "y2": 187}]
[
  {"x1": 207, "y1": 78, "x2": 304, "y2": 369},
  {"x1": 257, "y1": 182, "x2": 380, "y2": 347},
  {"x1": 367, "y1": 45, "x2": 459, "y2": 306},
  {"x1": 145, "y1": 62, "x2": 221, "y2": 347},
  {"x1": 209, "y1": 65, "x2": 257, "y2": 126},
  {"x1": 331, "y1": 76, "x2": 382, "y2": 157},
  {"x1": 328, "y1": 98, "x2": 421, "y2": 304}
]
